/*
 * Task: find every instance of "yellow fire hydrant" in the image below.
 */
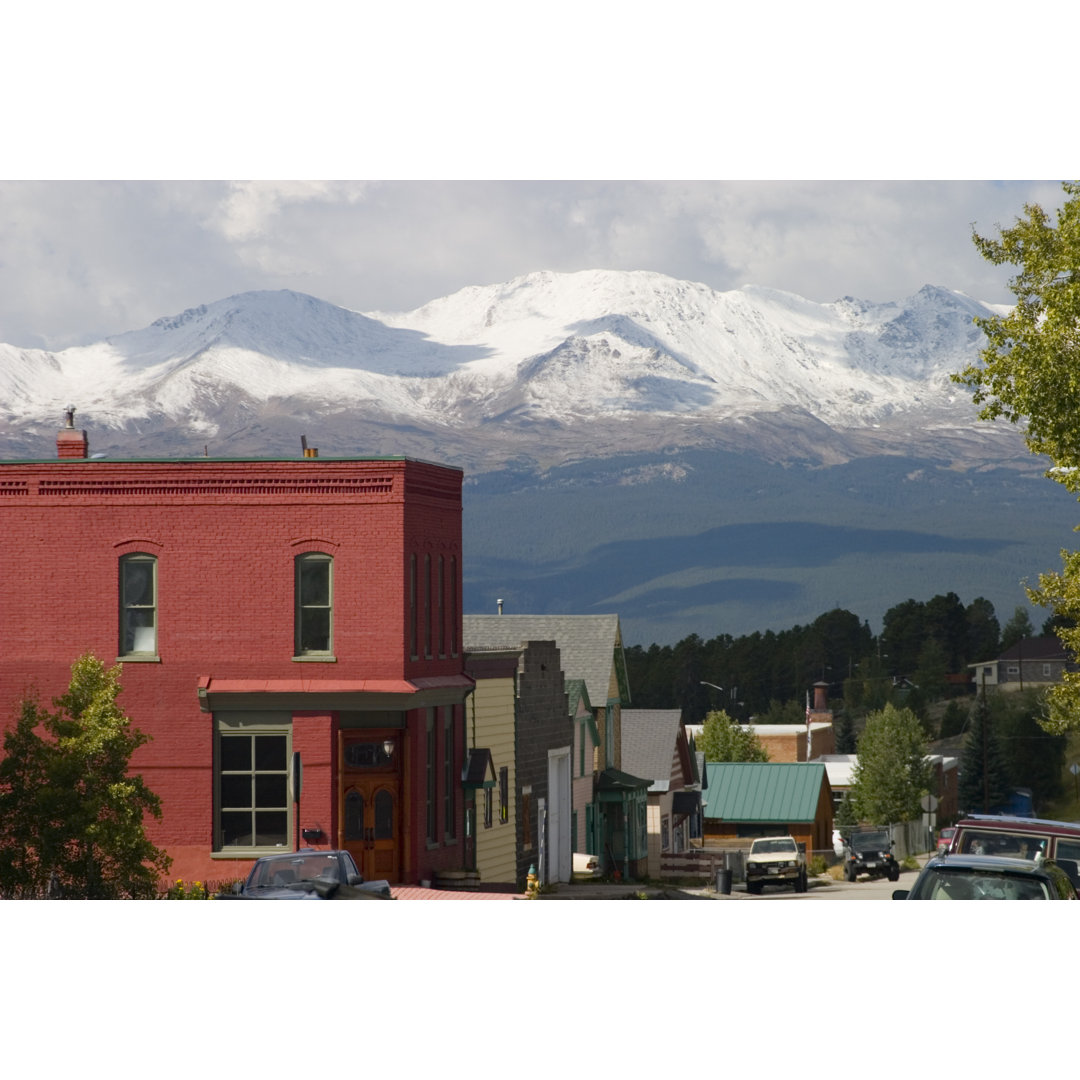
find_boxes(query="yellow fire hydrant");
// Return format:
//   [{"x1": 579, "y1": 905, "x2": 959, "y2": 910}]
[{"x1": 526, "y1": 864, "x2": 539, "y2": 898}]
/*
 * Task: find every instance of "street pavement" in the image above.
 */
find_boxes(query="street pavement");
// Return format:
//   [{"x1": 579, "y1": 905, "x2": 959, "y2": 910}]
[{"x1": 388, "y1": 853, "x2": 934, "y2": 899}]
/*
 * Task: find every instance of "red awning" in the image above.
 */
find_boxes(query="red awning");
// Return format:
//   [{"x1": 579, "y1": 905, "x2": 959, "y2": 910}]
[{"x1": 197, "y1": 673, "x2": 474, "y2": 712}]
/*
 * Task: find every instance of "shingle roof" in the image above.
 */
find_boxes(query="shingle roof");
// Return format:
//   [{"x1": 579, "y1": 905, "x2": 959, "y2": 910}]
[
  {"x1": 621, "y1": 709, "x2": 683, "y2": 792},
  {"x1": 702, "y1": 762, "x2": 827, "y2": 823},
  {"x1": 462, "y1": 614, "x2": 627, "y2": 706},
  {"x1": 997, "y1": 636, "x2": 1071, "y2": 662}
]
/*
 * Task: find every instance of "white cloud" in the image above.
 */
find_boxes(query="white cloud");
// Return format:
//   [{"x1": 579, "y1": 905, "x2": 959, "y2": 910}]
[{"x1": 0, "y1": 180, "x2": 1069, "y2": 351}]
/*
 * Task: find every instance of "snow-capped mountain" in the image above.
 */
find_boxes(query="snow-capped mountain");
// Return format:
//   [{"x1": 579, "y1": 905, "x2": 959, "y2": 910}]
[
  {"x1": 3, "y1": 270, "x2": 1071, "y2": 648},
  {"x1": 0, "y1": 269, "x2": 1016, "y2": 468}
]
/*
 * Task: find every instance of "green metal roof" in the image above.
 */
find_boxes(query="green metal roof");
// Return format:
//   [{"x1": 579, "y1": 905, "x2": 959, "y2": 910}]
[{"x1": 702, "y1": 762, "x2": 826, "y2": 823}]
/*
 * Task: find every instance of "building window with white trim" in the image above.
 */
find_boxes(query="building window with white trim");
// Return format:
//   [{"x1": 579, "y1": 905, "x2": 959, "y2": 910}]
[
  {"x1": 295, "y1": 553, "x2": 333, "y2": 656},
  {"x1": 216, "y1": 722, "x2": 290, "y2": 851},
  {"x1": 120, "y1": 553, "x2": 157, "y2": 657}
]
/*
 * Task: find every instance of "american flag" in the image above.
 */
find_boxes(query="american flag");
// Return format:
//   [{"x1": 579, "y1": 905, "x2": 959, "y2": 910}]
[{"x1": 805, "y1": 691, "x2": 812, "y2": 760}]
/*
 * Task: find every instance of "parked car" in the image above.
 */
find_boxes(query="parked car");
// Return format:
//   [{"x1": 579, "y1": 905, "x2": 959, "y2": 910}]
[
  {"x1": 893, "y1": 853, "x2": 1078, "y2": 900},
  {"x1": 949, "y1": 815, "x2": 1080, "y2": 881},
  {"x1": 218, "y1": 850, "x2": 392, "y2": 899},
  {"x1": 936, "y1": 826, "x2": 956, "y2": 854},
  {"x1": 745, "y1": 835, "x2": 807, "y2": 894},
  {"x1": 844, "y1": 828, "x2": 900, "y2": 882}
]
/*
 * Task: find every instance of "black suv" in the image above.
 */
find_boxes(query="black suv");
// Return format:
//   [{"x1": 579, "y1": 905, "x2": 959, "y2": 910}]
[{"x1": 844, "y1": 829, "x2": 900, "y2": 882}]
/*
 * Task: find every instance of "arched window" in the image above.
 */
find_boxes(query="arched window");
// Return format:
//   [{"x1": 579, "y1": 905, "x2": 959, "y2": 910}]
[
  {"x1": 119, "y1": 553, "x2": 157, "y2": 656},
  {"x1": 295, "y1": 552, "x2": 333, "y2": 656}
]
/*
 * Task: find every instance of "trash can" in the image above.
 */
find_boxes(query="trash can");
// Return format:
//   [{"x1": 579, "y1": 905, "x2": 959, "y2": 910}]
[{"x1": 715, "y1": 868, "x2": 732, "y2": 895}]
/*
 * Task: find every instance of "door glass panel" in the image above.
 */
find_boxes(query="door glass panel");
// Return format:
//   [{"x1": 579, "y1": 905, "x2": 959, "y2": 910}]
[
  {"x1": 345, "y1": 790, "x2": 364, "y2": 841},
  {"x1": 375, "y1": 790, "x2": 393, "y2": 839},
  {"x1": 344, "y1": 742, "x2": 393, "y2": 768}
]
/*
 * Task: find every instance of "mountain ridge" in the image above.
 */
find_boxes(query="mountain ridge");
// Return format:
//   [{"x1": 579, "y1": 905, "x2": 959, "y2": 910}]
[
  {"x1": 0, "y1": 270, "x2": 1020, "y2": 471},
  {"x1": 3, "y1": 270, "x2": 1065, "y2": 646}
]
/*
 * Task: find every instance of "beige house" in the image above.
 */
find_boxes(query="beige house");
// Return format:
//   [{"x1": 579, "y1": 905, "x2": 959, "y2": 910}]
[{"x1": 462, "y1": 648, "x2": 519, "y2": 888}]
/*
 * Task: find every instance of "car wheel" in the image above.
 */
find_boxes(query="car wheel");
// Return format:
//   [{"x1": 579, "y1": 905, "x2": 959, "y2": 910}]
[
  {"x1": 747, "y1": 881, "x2": 761, "y2": 895},
  {"x1": 796, "y1": 871, "x2": 807, "y2": 893}
]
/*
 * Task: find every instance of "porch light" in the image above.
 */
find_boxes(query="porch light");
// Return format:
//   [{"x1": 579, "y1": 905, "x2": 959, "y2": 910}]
[{"x1": 383, "y1": 738, "x2": 395, "y2": 758}]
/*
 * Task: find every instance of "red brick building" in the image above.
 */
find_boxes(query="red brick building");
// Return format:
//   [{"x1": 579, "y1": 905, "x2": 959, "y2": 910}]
[{"x1": 0, "y1": 419, "x2": 472, "y2": 888}]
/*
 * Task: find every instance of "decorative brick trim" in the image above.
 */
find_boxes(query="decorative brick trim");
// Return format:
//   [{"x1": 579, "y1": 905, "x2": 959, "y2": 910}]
[
  {"x1": 113, "y1": 537, "x2": 165, "y2": 553},
  {"x1": 289, "y1": 537, "x2": 341, "y2": 552},
  {"x1": 36, "y1": 476, "x2": 395, "y2": 498}
]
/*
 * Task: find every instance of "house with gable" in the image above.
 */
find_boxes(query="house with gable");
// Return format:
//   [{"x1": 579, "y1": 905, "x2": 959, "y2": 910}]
[
  {"x1": 463, "y1": 638, "x2": 573, "y2": 888},
  {"x1": 566, "y1": 678, "x2": 601, "y2": 857},
  {"x1": 969, "y1": 635, "x2": 1080, "y2": 691},
  {"x1": 702, "y1": 761, "x2": 834, "y2": 856},
  {"x1": 463, "y1": 613, "x2": 649, "y2": 879},
  {"x1": 621, "y1": 708, "x2": 703, "y2": 878}
]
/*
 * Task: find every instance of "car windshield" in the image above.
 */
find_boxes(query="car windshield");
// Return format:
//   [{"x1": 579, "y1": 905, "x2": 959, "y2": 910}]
[
  {"x1": 911, "y1": 868, "x2": 1050, "y2": 900},
  {"x1": 852, "y1": 833, "x2": 888, "y2": 851},
  {"x1": 248, "y1": 854, "x2": 344, "y2": 888},
  {"x1": 752, "y1": 839, "x2": 797, "y2": 854}
]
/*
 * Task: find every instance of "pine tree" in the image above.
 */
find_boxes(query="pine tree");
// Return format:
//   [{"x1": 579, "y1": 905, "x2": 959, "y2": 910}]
[
  {"x1": 835, "y1": 791, "x2": 858, "y2": 840},
  {"x1": 833, "y1": 708, "x2": 857, "y2": 754},
  {"x1": 958, "y1": 692, "x2": 1012, "y2": 814}
]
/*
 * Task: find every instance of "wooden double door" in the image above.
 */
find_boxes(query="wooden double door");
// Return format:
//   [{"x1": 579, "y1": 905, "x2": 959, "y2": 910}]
[{"x1": 340, "y1": 732, "x2": 401, "y2": 883}]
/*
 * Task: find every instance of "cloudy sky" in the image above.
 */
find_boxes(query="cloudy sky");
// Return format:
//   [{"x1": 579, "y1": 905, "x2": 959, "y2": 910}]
[{"x1": 3, "y1": 5, "x2": 1073, "y2": 351}]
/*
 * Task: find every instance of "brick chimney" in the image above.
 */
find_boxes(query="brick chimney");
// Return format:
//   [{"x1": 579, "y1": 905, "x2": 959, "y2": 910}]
[
  {"x1": 813, "y1": 680, "x2": 829, "y2": 711},
  {"x1": 57, "y1": 405, "x2": 88, "y2": 459}
]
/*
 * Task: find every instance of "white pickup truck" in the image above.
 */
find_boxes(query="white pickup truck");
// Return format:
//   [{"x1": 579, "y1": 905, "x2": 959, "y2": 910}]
[{"x1": 745, "y1": 836, "x2": 807, "y2": 894}]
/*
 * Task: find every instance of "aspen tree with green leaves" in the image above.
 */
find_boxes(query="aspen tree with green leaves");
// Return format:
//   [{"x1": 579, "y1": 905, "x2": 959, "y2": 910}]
[
  {"x1": 698, "y1": 709, "x2": 769, "y2": 762},
  {"x1": 849, "y1": 703, "x2": 930, "y2": 825},
  {"x1": 953, "y1": 181, "x2": 1080, "y2": 732}
]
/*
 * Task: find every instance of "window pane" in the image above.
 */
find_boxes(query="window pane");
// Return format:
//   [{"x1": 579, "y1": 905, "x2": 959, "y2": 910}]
[
  {"x1": 221, "y1": 736, "x2": 251, "y2": 772},
  {"x1": 123, "y1": 609, "x2": 156, "y2": 653},
  {"x1": 255, "y1": 774, "x2": 287, "y2": 808},
  {"x1": 221, "y1": 811, "x2": 253, "y2": 847},
  {"x1": 300, "y1": 609, "x2": 331, "y2": 652},
  {"x1": 254, "y1": 812, "x2": 288, "y2": 847},
  {"x1": 254, "y1": 735, "x2": 286, "y2": 771},
  {"x1": 123, "y1": 560, "x2": 154, "y2": 605},
  {"x1": 221, "y1": 774, "x2": 251, "y2": 808},
  {"x1": 300, "y1": 559, "x2": 330, "y2": 605}
]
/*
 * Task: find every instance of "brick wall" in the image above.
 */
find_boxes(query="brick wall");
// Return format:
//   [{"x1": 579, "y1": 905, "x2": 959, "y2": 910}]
[
  {"x1": 0, "y1": 456, "x2": 464, "y2": 886},
  {"x1": 513, "y1": 640, "x2": 571, "y2": 887}
]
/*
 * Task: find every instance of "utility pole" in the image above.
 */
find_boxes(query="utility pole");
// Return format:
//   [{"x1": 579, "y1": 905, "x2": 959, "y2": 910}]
[{"x1": 981, "y1": 670, "x2": 989, "y2": 813}]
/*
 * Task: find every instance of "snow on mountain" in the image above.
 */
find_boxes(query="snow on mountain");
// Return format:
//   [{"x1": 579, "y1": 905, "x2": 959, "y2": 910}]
[{"x1": 0, "y1": 271, "x2": 1004, "y2": 457}]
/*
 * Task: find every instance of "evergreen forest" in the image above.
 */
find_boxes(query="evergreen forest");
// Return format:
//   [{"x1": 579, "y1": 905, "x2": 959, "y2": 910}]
[{"x1": 624, "y1": 592, "x2": 1070, "y2": 811}]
